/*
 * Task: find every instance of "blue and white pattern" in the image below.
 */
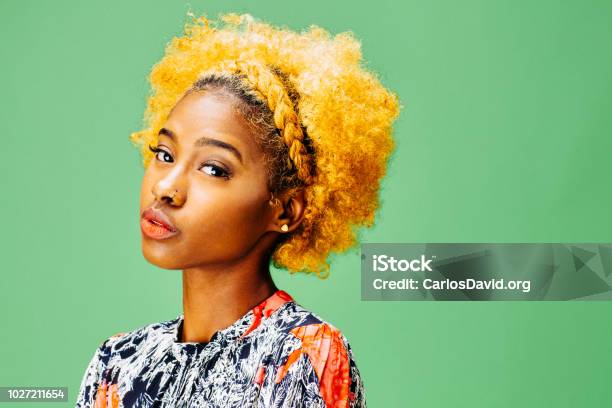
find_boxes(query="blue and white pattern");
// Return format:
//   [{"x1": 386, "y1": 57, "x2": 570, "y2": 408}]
[{"x1": 75, "y1": 290, "x2": 366, "y2": 407}]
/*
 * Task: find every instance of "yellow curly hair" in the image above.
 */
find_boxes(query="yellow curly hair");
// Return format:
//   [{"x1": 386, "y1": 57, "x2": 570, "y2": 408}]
[{"x1": 129, "y1": 13, "x2": 400, "y2": 278}]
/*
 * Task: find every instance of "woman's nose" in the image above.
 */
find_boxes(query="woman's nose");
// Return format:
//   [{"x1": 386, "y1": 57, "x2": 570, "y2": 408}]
[
  {"x1": 152, "y1": 169, "x2": 187, "y2": 206},
  {"x1": 155, "y1": 187, "x2": 185, "y2": 206}
]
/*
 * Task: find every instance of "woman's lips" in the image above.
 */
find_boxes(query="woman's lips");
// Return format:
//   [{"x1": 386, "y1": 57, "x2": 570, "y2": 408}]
[{"x1": 140, "y1": 207, "x2": 179, "y2": 240}]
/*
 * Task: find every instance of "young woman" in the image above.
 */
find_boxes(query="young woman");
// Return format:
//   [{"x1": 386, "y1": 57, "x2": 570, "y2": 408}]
[{"x1": 76, "y1": 13, "x2": 399, "y2": 408}]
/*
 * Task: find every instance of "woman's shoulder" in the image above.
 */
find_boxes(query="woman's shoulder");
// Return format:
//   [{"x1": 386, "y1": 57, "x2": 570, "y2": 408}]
[
  {"x1": 274, "y1": 301, "x2": 357, "y2": 350},
  {"x1": 270, "y1": 301, "x2": 366, "y2": 406},
  {"x1": 76, "y1": 317, "x2": 179, "y2": 408},
  {"x1": 95, "y1": 316, "x2": 179, "y2": 354}
]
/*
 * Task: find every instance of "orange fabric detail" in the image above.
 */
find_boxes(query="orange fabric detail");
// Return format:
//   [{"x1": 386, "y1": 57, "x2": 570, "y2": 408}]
[
  {"x1": 241, "y1": 290, "x2": 294, "y2": 337},
  {"x1": 94, "y1": 380, "x2": 121, "y2": 408},
  {"x1": 243, "y1": 305, "x2": 263, "y2": 338},
  {"x1": 109, "y1": 384, "x2": 120, "y2": 408},
  {"x1": 254, "y1": 365, "x2": 266, "y2": 385},
  {"x1": 274, "y1": 348, "x2": 303, "y2": 383},
  {"x1": 275, "y1": 323, "x2": 351, "y2": 408},
  {"x1": 94, "y1": 381, "x2": 107, "y2": 408}
]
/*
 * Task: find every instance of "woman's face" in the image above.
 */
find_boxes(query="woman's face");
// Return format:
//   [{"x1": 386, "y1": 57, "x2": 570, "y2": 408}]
[{"x1": 139, "y1": 90, "x2": 278, "y2": 270}]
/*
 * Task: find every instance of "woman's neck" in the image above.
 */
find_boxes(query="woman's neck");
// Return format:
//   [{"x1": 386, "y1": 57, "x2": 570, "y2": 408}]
[{"x1": 180, "y1": 262, "x2": 278, "y2": 343}]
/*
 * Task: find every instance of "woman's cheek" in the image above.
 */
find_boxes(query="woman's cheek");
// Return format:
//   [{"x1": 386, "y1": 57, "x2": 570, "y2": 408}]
[{"x1": 202, "y1": 197, "x2": 265, "y2": 246}]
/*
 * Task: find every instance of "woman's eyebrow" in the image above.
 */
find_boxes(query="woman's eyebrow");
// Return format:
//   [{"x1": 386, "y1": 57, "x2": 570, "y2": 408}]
[{"x1": 158, "y1": 127, "x2": 243, "y2": 164}]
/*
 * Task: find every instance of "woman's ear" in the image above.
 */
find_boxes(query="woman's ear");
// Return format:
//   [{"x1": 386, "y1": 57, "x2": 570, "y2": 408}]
[{"x1": 269, "y1": 189, "x2": 306, "y2": 233}]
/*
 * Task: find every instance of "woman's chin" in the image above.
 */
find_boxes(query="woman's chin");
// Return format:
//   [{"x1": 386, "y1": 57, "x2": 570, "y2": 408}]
[{"x1": 141, "y1": 243, "x2": 185, "y2": 270}]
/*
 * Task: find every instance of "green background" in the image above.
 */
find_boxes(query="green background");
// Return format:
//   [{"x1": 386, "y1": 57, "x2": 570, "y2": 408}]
[{"x1": 1, "y1": 0, "x2": 611, "y2": 406}]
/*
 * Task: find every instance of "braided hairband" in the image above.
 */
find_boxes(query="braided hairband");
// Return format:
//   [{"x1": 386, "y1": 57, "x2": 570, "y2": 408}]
[{"x1": 199, "y1": 60, "x2": 314, "y2": 186}]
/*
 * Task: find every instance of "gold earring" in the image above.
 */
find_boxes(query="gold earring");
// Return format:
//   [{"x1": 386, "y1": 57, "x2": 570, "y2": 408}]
[{"x1": 280, "y1": 224, "x2": 289, "y2": 232}]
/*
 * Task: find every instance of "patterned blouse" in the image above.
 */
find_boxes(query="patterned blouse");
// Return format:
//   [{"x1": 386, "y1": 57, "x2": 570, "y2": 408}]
[{"x1": 75, "y1": 290, "x2": 366, "y2": 407}]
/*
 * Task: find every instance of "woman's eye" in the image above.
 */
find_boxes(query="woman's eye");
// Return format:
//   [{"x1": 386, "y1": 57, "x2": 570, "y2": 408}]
[
  {"x1": 148, "y1": 145, "x2": 173, "y2": 163},
  {"x1": 156, "y1": 151, "x2": 173, "y2": 162},
  {"x1": 201, "y1": 164, "x2": 230, "y2": 179}
]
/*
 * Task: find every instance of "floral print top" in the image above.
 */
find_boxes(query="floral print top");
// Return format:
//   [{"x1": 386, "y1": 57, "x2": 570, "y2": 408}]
[{"x1": 75, "y1": 290, "x2": 366, "y2": 407}]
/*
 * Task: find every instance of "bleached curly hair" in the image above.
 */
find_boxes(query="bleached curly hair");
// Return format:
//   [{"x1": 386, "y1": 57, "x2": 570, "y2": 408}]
[{"x1": 130, "y1": 13, "x2": 400, "y2": 278}]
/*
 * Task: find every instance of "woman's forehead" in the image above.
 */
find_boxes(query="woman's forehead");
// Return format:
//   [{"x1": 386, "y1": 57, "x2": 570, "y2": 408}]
[{"x1": 162, "y1": 91, "x2": 262, "y2": 159}]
